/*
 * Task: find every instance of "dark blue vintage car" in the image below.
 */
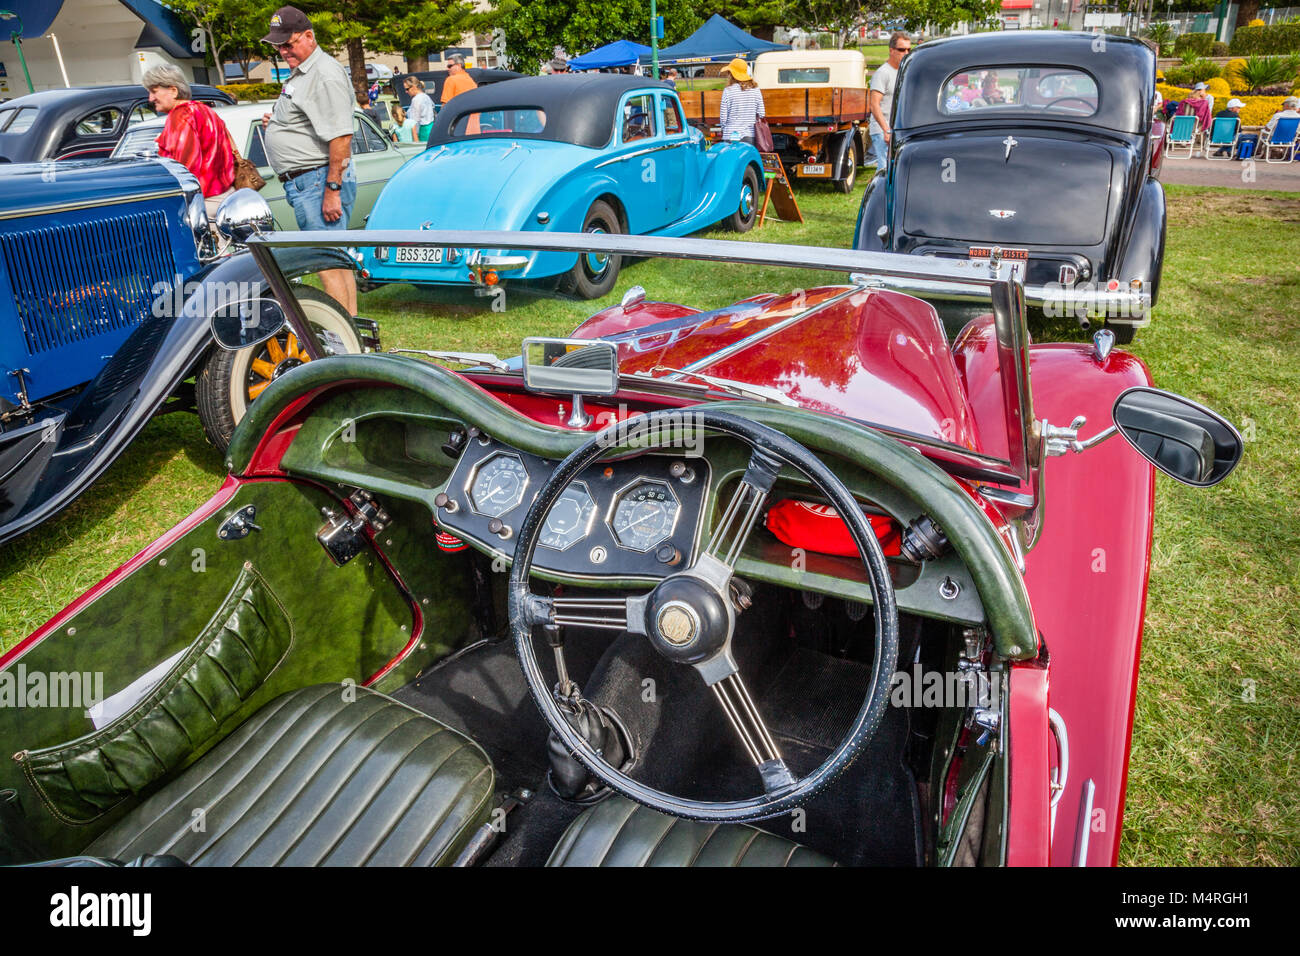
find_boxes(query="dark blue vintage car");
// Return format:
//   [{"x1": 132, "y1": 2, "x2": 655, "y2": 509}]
[
  {"x1": 0, "y1": 160, "x2": 371, "y2": 547},
  {"x1": 0, "y1": 84, "x2": 236, "y2": 163},
  {"x1": 853, "y1": 32, "x2": 1165, "y2": 343}
]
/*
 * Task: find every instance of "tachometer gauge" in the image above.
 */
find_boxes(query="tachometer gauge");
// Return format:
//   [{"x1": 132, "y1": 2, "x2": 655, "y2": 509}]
[
  {"x1": 540, "y1": 482, "x2": 596, "y2": 551},
  {"x1": 469, "y1": 453, "x2": 529, "y2": 517},
  {"x1": 610, "y1": 479, "x2": 680, "y2": 552}
]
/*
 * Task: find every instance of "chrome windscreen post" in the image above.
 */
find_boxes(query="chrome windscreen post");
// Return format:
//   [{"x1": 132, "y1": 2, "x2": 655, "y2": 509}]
[{"x1": 246, "y1": 239, "x2": 323, "y2": 361}]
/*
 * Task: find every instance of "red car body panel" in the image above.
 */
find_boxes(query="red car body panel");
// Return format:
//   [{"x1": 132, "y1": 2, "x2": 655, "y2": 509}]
[
  {"x1": 587, "y1": 286, "x2": 984, "y2": 453},
  {"x1": 1019, "y1": 343, "x2": 1156, "y2": 865},
  {"x1": 1007, "y1": 661, "x2": 1051, "y2": 866}
]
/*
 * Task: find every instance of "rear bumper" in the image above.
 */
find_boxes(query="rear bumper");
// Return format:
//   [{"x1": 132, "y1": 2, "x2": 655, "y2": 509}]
[
  {"x1": 855, "y1": 274, "x2": 1151, "y2": 325},
  {"x1": 360, "y1": 249, "x2": 565, "y2": 286}
]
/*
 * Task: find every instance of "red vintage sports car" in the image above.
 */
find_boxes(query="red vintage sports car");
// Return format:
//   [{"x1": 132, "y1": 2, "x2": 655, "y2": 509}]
[{"x1": 0, "y1": 230, "x2": 1240, "y2": 867}]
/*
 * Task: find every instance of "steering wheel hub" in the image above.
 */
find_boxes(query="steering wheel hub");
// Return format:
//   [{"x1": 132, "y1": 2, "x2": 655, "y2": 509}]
[{"x1": 644, "y1": 576, "x2": 730, "y2": 664}]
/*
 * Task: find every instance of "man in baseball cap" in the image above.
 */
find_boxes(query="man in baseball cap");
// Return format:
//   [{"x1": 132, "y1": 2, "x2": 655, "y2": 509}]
[
  {"x1": 1211, "y1": 97, "x2": 1246, "y2": 157},
  {"x1": 261, "y1": 5, "x2": 312, "y2": 45},
  {"x1": 260, "y1": 5, "x2": 358, "y2": 315}
]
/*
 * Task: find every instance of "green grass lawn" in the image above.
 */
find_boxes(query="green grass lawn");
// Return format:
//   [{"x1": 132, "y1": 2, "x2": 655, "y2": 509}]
[{"x1": 1, "y1": 182, "x2": 1297, "y2": 865}]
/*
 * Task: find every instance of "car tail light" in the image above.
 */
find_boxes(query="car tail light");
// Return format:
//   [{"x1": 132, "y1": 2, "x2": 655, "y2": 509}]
[
  {"x1": 484, "y1": 271, "x2": 500, "y2": 285},
  {"x1": 1106, "y1": 279, "x2": 1120, "y2": 292},
  {"x1": 1129, "y1": 278, "x2": 1143, "y2": 291}
]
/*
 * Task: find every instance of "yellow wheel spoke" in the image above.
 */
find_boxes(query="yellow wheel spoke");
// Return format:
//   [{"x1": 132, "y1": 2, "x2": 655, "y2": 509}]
[
  {"x1": 250, "y1": 358, "x2": 277, "y2": 379},
  {"x1": 266, "y1": 337, "x2": 285, "y2": 363},
  {"x1": 286, "y1": 332, "x2": 298, "y2": 356},
  {"x1": 247, "y1": 380, "x2": 271, "y2": 399}
]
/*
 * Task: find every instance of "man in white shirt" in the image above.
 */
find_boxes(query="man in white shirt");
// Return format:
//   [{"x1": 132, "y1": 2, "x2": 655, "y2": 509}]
[{"x1": 868, "y1": 32, "x2": 911, "y2": 171}]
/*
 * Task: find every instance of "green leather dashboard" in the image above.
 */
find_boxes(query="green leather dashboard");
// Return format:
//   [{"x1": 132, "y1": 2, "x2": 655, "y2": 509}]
[{"x1": 230, "y1": 354, "x2": 1038, "y2": 660}]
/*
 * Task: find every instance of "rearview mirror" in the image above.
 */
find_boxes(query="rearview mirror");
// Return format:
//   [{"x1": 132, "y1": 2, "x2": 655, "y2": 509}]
[
  {"x1": 209, "y1": 297, "x2": 288, "y2": 351},
  {"x1": 521, "y1": 338, "x2": 619, "y2": 397},
  {"x1": 1112, "y1": 387, "x2": 1242, "y2": 486}
]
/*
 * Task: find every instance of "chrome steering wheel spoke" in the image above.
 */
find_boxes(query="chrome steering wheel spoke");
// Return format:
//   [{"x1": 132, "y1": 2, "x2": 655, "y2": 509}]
[
  {"x1": 528, "y1": 592, "x2": 648, "y2": 636},
  {"x1": 706, "y1": 667, "x2": 797, "y2": 795},
  {"x1": 706, "y1": 446, "x2": 784, "y2": 568}
]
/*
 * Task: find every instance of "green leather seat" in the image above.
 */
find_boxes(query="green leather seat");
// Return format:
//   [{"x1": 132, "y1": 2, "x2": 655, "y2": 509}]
[
  {"x1": 84, "y1": 684, "x2": 494, "y2": 866},
  {"x1": 547, "y1": 795, "x2": 838, "y2": 866}
]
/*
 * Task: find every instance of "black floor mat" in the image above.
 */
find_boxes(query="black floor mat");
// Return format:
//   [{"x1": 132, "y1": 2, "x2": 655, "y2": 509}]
[
  {"x1": 392, "y1": 630, "x2": 610, "y2": 794},
  {"x1": 684, "y1": 646, "x2": 922, "y2": 866},
  {"x1": 395, "y1": 627, "x2": 922, "y2": 866}
]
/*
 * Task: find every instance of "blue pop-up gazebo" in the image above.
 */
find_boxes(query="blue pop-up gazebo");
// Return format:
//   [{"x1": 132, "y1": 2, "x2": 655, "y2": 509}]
[
  {"x1": 568, "y1": 39, "x2": 652, "y2": 71},
  {"x1": 647, "y1": 14, "x2": 787, "y2": 65}
]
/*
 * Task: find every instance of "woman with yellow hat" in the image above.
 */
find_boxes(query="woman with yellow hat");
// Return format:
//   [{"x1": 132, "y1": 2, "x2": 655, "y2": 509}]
[{"x1": 719, "y1": 57, "x2": 764, "y2": 145}]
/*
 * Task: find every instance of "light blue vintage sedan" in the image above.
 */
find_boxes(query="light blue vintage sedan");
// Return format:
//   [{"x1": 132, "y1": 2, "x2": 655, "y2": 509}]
[{"x1": 360, "y1": 74, "x2": 763, "y2": 298}]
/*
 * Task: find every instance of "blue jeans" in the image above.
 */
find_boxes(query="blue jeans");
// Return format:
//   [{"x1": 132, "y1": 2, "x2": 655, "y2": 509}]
[
  {"x1": 870, "y1": 132, "x2": 889, "y2": 170},
  {"x1": 285, "y1": 164, "x2": 357, "y2": 231}
]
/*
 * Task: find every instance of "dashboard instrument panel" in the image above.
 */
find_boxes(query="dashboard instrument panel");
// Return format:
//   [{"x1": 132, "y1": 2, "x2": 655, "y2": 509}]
[{"x1": 436, "y1": 435, "x2": 710, "y2": 581}]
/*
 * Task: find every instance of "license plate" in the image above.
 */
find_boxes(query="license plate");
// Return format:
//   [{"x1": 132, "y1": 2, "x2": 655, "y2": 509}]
[
  {"x1": 800, "y1": 164, "x2": 828, "y2": 176},
  {"x1": 968, "y1": 246, "x2": 1029, "y2": 261},
  {"x1": 395, "y1": 247, "x2": 445, "y2": 264}
]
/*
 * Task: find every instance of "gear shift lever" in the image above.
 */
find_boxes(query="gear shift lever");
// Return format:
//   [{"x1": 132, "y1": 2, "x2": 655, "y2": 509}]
[{"x1": 543, "y1": 623, "x2": 629, "y2": 800}]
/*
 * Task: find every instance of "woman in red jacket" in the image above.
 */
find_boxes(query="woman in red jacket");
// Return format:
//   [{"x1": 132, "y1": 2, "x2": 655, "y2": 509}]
[{"x1": 142, "y1": 64, "x2": 236, "y2": 218}]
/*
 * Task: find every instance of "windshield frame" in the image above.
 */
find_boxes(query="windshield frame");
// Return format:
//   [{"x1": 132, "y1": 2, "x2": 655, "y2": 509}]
[{"x1": 246, "y1": 229, "x2": 1040, "y2": 490}]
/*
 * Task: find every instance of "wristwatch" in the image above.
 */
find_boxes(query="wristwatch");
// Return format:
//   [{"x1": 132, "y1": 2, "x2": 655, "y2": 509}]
[{"x1": 326, "y1": 180, "x2": 342, "y2": 191}]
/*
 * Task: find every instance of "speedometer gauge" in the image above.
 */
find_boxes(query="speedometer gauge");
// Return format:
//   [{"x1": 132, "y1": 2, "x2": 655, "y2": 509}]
[
  {"x1": 469, "y1": 452, "x2": 529, "y2": 517},
  {"x1": 540, "y1": 482, "x2": 597, "y2": 551},
  {"x1": 609, "y1": 479, "x2": 680, "y2": 552}
]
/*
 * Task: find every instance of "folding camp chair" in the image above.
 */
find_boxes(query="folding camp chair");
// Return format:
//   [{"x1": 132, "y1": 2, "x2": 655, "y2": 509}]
[
  {"x1": 1259, "y1": 116, "x2": 1300, "y2": 163},
  {"x1": 1166, "y1": 114, "x2": 1201, "y2": 159},
  {"x1": 1204, "y1": 116, "x2": 1240, "y2": 160}
]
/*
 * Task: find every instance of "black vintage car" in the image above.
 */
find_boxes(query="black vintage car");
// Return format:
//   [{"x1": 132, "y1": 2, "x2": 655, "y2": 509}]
[
  {"x1": 0, "y1": 84, "x2": 236, "y2": 163},
  {"x1": 853, "y1": 32, "x2": 1165, "y2": 343}
]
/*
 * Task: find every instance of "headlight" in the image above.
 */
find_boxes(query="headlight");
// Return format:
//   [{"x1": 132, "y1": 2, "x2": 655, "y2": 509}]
[
  {"x1": 184, "y1": 191, "x2": 207, "y2": 249},
  {"x1": 215, "y1": 188, "x2": 274, "y2": 242}
]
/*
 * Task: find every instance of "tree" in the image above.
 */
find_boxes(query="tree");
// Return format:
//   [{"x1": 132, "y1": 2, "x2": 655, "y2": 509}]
[
  {"x1": 788, "y1": 0, "x2": 886, "y2": 48},
  {"x1": 168, "y1": 0, "x2": 277, "y2": 80},
  {"x1": 699, "y1": 1, "x2": 786, "y2": 41},
  {"x1": 371, "y1": 2, "x2": 484, "y2": 72},
  {"x1": 287, "y1": 2, "x2": 490, "y2": 96},
  {"x1": 887, "y1": 0, "x2": 1003, "y2": 32},
  {"x1": 495, "y1": 0, "x2": 701, "y2": 75}
]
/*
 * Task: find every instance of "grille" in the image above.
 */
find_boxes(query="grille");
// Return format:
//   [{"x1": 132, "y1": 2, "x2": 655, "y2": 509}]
[{"x1": 1, "y1": 208, "x2": 179, "y2": 356}]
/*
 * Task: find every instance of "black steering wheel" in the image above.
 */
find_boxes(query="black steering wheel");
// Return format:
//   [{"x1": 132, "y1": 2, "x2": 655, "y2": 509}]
[
  {"x1": 1042, "y1": 95, "x2": 1095, "y2": 112},
  {"x1": 509, "y1": 409, "x2": 900, "y2": 822}
]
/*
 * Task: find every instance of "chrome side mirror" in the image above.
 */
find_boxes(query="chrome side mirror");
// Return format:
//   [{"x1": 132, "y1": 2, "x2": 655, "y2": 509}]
[
  {"x1": 215, "y1": 188, "x2": 273, "y2": 242},
  {"x1": 210, "y1": 297, "x2": 287, "y2": 351},
  {"x1": 1112, "y1": 387, "x2": 1243, "y2": 486}
]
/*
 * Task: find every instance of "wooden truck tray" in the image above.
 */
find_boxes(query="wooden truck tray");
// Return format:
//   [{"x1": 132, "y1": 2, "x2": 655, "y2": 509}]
[{"x1": 679, "y1": 87, "x2": 868, "y2": 128}]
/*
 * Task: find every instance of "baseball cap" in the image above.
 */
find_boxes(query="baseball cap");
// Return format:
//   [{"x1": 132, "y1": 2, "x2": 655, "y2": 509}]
[
  {"x1": 1227, "y1": 98, "x2": 1245, "y2": 109},
  {"x1": 262, "y1": 6, "x2": 312, "y2": 45},
  {"x1": 1192, "y1": 81, "x2": 1207, "y2": 90}
]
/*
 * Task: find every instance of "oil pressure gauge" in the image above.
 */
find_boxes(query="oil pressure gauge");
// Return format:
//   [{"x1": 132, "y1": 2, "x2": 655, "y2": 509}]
[{"x1": 540, "y1": 482, "x2": 597, "y2": 551}]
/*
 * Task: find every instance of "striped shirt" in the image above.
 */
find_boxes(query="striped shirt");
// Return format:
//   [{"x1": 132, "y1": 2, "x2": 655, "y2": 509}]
[{"x1": 719, "y1": 85, "x2": 765, "y2": 142}]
